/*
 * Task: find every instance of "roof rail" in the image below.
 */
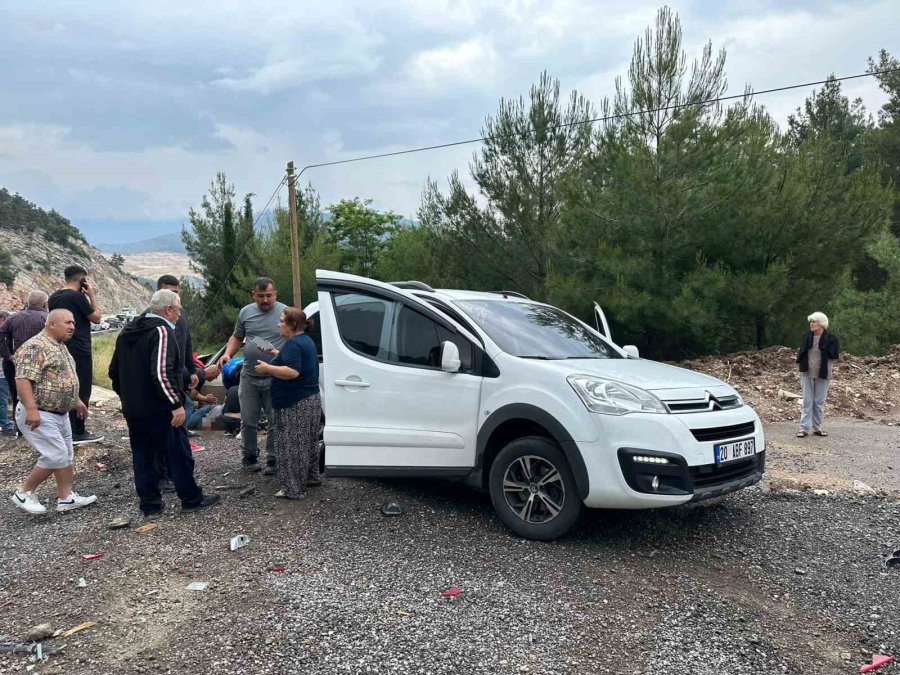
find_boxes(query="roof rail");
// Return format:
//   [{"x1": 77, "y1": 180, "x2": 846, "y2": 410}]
[
  {"x1": 488, "y1": 290, "x2": 530, "y2": 300},
  {"x1": 389, "y1": 280, "x2": 436, "y2": 292}
]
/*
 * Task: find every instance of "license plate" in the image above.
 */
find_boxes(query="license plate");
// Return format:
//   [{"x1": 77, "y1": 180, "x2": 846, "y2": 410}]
[{"x1": 714, "y1": 437, "x2": 756, "y2": 465}]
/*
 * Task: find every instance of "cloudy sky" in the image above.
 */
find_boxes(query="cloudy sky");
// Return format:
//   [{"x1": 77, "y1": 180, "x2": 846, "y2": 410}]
[{"x1": 0, "y1": 0, "x2": 897, "y2": 244}]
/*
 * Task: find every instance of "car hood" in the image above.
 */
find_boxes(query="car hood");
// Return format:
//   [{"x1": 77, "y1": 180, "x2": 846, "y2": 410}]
[{"x1": 531, "y1": 357, "x2": 735, "y2": 397}]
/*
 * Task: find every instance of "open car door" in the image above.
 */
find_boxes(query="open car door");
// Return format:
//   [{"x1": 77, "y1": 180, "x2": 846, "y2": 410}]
[
  {"x1": 593, "y1": 301, "x2": 612, "y2": 342},
  {"x1": 316, "y1": 270, "x2": 484, "y2": 476}
]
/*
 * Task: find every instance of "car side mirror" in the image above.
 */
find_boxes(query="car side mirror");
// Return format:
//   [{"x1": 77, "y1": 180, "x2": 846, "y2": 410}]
[
  {"x1": 623, "y1": 345, "x2": 640, "y2": 358},
  {"x1": 440, "y1": 341, "x2": 461, "y2": 373}
]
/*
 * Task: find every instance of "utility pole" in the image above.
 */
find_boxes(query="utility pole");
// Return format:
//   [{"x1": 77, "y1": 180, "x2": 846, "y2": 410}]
[{"x1": 286, "y1": 161, "x2": 301, "y2": 307}]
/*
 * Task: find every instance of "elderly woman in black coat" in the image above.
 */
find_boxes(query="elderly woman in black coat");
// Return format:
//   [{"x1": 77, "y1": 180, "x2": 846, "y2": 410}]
[{"x1": 796, "y1": 312, "x2": 839, "y2": 438}]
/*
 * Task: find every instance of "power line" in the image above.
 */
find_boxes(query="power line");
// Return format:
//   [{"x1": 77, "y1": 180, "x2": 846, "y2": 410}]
[
  {"x1": 200, "y1": 67, "x2": 898, "y2": 312},
  {"x1": 296, "y1": 68, "x2": 900, "y2": 177}
]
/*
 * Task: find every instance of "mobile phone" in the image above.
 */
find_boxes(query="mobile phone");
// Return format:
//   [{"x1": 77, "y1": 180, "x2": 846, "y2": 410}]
[
  {"x1": 80, "y1": 278, "x2": 89, "y2": 291},
  {"x1": 250, "y1": 336, "x2": 275, "y2": 352}
]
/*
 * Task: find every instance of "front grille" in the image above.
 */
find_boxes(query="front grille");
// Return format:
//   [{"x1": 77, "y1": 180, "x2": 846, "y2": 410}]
[
  {"x1": 690, "y1": 455, "x2": 761, "y2": 489},
  {"x1": 665, "y1": 394, "x2": 741, "y2": 413},
  {"x1": 690, "y1": 420, "x2": 755, "y2": 443}
]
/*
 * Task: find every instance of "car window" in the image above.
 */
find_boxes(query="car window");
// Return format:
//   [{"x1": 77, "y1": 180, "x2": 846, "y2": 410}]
[
  {"x1": 455, "y1": 299, "x2": 622, "y2": 360},
  {"x1": 388, "y1": 304, "x2": 475, "y2": 371},
  {"x1": 331, "y1": 293, "x2": 392, "y2": 358}
]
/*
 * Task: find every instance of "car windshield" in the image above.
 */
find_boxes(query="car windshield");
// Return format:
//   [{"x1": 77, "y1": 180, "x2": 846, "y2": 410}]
[{"x1": 454, "y1": 300, "x2": 621, "y2": 360}]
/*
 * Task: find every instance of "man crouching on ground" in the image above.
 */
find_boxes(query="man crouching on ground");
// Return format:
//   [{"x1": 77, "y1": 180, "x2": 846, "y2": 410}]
[
  {"x1": 109, "y1": 290, "x2": 219, "y2": 518},
  {"x1": 9, "y1": 309, "x2": 97, "y2": 515}
]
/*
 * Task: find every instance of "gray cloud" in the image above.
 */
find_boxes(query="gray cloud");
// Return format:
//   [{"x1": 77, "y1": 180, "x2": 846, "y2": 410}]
[{"x1": 0, "y1": 0, "x2": 897, "y2": 244}]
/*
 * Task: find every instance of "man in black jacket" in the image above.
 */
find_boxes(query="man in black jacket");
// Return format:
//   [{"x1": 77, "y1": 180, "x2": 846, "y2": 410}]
[{"x1": 109, "y1": 289, "x2": 219, "y2": 517}]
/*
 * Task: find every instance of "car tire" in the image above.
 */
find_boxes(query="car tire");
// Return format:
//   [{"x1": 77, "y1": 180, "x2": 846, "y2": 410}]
[{"x1": 488, "y1": 435, "x2": 582, "y2": 541}]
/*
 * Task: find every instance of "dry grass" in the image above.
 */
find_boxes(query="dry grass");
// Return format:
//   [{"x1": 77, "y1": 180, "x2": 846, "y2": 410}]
[{"x1": 91, "y1": 332, "x2": 117, "y2": 389}]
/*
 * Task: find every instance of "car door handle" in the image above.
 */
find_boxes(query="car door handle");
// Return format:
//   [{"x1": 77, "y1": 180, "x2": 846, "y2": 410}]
[{"x1": 334, "y1": 379, "x2": 371, "y2": 388}]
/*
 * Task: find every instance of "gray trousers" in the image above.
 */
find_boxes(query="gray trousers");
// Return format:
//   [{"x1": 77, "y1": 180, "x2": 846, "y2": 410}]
[
  {"x1": 800, "y1": 375, "x2": 830, "y2": 432},
  {"x1": 239, "y1": 372, "x2": 276, "y2": 465}
]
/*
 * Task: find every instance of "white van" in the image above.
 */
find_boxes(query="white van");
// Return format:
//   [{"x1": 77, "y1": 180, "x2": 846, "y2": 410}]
[{"x1": 300, "y1": 270, "x2": 765, "y2": 540}]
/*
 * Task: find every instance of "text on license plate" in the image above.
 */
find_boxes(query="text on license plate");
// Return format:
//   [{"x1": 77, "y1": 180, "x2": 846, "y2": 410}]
[{"x1": 714, "y1": 437, "x2": 756, "y2": 465}]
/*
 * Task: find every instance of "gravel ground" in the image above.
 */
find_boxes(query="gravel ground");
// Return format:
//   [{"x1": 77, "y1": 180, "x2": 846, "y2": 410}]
[{"x1": 0, "y1": 416, "x2": 897, "y2": 675}]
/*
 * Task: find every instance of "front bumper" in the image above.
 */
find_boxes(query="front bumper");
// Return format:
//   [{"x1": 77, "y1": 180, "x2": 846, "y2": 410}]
[{"x1": 578, "y1": 407, "x2": 765, "y2": 509}]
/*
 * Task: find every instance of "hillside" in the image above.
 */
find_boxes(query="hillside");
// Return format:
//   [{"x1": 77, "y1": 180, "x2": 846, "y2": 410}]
[{"x1": 0, "y1": 189, "x2": 151, "y2": 312}]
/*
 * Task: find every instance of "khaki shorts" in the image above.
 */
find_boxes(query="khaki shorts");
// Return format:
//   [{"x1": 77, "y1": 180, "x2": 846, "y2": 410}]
[{"x1": 15, "y1": 403, "x2": 74, "y2": 469}]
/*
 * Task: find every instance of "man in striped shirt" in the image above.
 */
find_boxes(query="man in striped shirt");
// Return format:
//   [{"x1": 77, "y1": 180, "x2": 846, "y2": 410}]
[
  {"x1": 0, "y1": 291, "x2": 49, "y2": 436},
  {"x1": 108, "y1": 290, "x2": 219, "y2": 518}
]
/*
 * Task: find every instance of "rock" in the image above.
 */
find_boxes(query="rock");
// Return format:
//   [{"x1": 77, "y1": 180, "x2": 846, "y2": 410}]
[
  {"x1": 24, "y1": 623, "x2": 54, "y2": 642},
  {"x1": 812, "y1": 489, "x2": 829, "y2": 496},
  {"x1": 778, "y1": 389, "x2": 802, "y2": 400},
  {"x1": 852, "y1": 480, "x2": 877, "y2": 496}
]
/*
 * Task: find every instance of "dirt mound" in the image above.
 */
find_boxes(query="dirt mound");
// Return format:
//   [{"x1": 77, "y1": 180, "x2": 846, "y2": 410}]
[{"x1": 676, "y1": 345, "x2": 900, "y2": 424}]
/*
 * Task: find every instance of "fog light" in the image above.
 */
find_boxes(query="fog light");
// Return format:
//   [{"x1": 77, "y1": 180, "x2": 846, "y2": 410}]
[
  {"x1": 633, "y1": 455, "x2": 670, "y2": 465},
  {"x1": 651, "y1": 475, "x2": 660, "y2": 491}
]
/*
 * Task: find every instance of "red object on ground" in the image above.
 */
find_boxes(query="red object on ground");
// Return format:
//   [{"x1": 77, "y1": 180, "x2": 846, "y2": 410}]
[
  {"x1": 270, "y1": 566, "x2": 286, "y2": 573},
  {"x1": 81, "y1": 554, "x2": 103, "y2": 561},
  {"x1": 94, "y1": 462, "x2": 107, "y2": 470},
  {"x1": 190, "y1": 442, "x2": 205, "y2": 452},
  {"x1": 861, "y1": 655, "x2": 895, "y2": 673},
  {"x1": 440, "y1": 587, "x2": 463, "y2": 598}
]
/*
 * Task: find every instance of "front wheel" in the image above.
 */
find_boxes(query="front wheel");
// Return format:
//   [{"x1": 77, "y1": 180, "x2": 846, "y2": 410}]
[{"x1": 488, "y1": 436, "x2": 582, "y2": 541}]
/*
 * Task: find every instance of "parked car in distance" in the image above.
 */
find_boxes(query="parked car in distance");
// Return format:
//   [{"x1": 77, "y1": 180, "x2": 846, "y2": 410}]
[{"x1": 90, "y1": 320, "x2": 110, "y2": 332}]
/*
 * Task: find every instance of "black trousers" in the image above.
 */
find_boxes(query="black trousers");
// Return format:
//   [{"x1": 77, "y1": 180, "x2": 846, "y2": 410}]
[
  {"x1": 125, "y1": 412, "x2": 202, "y2": 515},
  {"x1": 2, "y1": 359, "x2": 16, "y2": 424},
  {"x1": 67, "y1": 349, "x2": 92, "y2": 436}
]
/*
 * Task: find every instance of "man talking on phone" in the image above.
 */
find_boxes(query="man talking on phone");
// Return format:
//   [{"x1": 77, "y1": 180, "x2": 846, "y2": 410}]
[
  {"x1": 218, "y1": 277, "x2": 286, "y2": 474},
  {"x1": 48, "y1": 265, "x2": 103, "y2": 444}
]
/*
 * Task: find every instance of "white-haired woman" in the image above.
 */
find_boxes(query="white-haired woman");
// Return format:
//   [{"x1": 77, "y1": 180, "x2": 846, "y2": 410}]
[{"x1": 795, "y1": 312, "x2": 839, "y2": 438}]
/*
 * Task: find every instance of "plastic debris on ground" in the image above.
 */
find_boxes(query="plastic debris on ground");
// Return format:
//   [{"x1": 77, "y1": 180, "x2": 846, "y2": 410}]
[
  {"x1": 380, "y1": 502, "x2": 404, "y2": 517},
  {"x1": 134, "y1": 523, "x2": 158, "y2": 534},
  {"x1": 230, "y1": 534, "x2": 251, "y2": 551},
  {"x1": 61, "y1": 622, "x2": 95, "y2": 638},
  {"x1": 440, "y1": 587, "x2": 463, "y2": 598},
  {"x1": 108, "y1": 516, "x2": 130, "y2": 530},
  {"x1": 185, "y1": 582, "x2": 209, "y2": 591},
  {"x1": 94, "y1": 462, "x2": 107, "y2": 470},
  {"x1": 239, "y1": 487, "x2": 255, "y2": 498},
  {"x1": 81, "y1": 554, "x2": 103, "y2": 561},
  {"x1": 76, "y1": 578, "x2": 87, "y2": 588},
  {"x1": 860, "y1": 654, "x2": 895, "y2": 673},
  {"x1": 269, "y1": 566, "x2": 286, "y2": 573}
]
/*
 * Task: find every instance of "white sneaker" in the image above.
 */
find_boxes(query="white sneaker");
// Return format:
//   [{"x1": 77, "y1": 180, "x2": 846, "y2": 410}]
[
  {"x1": 56, "y1": 492, "x2": 98, "y2": 512},
  {"x1": 10, "y1": 490, "x2": 47, "y2": 515}
]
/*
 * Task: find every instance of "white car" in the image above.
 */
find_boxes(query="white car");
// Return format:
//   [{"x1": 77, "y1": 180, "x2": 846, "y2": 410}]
[{"x1": 302, "y1": 270, "x2": 765, "y2": 540}]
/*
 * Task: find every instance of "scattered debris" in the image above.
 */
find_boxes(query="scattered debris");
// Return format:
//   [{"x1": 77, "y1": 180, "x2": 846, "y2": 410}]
[
  {"x1": 185, "y1": 582, "x2": 209, "y2": 591},
  {"x1": 76, "y1": 577, "x2": 87, "y2": 588},
  {"x1": 239, "y1": 487, "x2": 255, "y2": 498},
  {"x1": 108, "y1": 516, "x2": 131, "y2": 530},
  {"x1": 778, "y1": 389, "x2": 802, "y2": 401},
  {"x1": 380, "y1": 502, "x2": 404, "y2": 517},
  {"x1": 61, "y1": 621, "x2": 95, "y2": 638},
  {"x1": 81, "y1": 554, "x2": 103, "y2": 561},
  {"x1": 440, "y1": 587, "x2": 463, "y2": 598},
  {"x1": 94, "y1": 462, "x2": 107, "y2": 470},
  {"x1": 269, "y1": 566, "x2": 286, "y2": 573},
  {"x1": 812, "y1": 489, "x2": 830, "y2": 496},
  {"x1": 860, "y1": 654, "x2": 895, "y2": 673},
  {"x1": 677, "y1": 345, "x2": 900, "y2": 423},
  {"x1": 230, "y1": 534, "x2": 251, "y2": 551},
  {"x1": 23, "y1": 625, "x2": 54, "y2": 642},
  {"x1": 135, "y1": 523, "x2": 158, "y2": 534}
]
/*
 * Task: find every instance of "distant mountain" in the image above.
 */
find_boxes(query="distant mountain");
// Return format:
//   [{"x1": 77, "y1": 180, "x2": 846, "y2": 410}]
[
  {"x1": 95, "y1": 232, "x2": 186, "y2": 255},
  {"x1": 0, "y1": 188, "x2": 151, "y2": 312}
]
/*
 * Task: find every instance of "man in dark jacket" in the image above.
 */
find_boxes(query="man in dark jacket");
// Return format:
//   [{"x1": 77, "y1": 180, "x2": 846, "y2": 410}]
[{"x1": 109, "y1": 289, "x2": 219, "y2": 517}]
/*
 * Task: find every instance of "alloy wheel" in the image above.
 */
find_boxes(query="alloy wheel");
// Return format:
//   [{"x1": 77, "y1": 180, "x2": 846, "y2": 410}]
[{"x1": 502, "y1": 455, "x2": 566, "y2": 524}]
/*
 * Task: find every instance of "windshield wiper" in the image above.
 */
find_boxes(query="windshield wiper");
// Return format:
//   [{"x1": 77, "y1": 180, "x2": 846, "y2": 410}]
[{"x1": 517, "y1": 355, "x2": 560, "y2": 360}]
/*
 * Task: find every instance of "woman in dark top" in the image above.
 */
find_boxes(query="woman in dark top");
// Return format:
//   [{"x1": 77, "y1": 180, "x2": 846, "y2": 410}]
[
  {"x1": 795, "y1": 311, "x2": 839, "y2": 438},
  {"x1": 254, "y1": 308, "x2": 321, "y2": 499}
]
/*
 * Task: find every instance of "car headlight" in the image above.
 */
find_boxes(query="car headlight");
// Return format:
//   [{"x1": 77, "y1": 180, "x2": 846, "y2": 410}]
[{"x1": 567, "y1": 374, "x2": 667, "y2": 415}]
